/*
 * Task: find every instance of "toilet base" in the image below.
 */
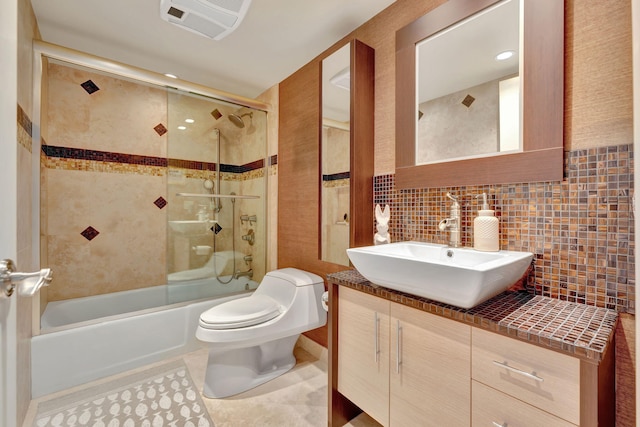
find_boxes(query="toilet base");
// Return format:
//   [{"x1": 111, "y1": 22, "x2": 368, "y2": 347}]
[{"x1": 202, "y1": 334, "x2": 299, "y2": 398}]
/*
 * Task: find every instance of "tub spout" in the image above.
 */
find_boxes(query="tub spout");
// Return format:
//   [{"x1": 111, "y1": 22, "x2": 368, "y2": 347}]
[{"x1": 234, "y1": 269, "x2": 253, "y2": 280}]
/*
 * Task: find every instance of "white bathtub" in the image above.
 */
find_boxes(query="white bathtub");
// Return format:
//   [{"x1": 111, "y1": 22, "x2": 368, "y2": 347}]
[{"x1": 32, "y1": 276, "x2": 258, "y2": 397}]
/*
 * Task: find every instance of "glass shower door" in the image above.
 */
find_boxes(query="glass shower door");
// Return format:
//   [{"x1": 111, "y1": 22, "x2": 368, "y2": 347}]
[{"x1": 166, "y1": 90, "x2": 267, "y2": 303}]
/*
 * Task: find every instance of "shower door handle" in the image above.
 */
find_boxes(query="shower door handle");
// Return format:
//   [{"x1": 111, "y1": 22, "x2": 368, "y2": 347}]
[{"x1": 0, "y1": 259, "x2": 52, "y2": 298}]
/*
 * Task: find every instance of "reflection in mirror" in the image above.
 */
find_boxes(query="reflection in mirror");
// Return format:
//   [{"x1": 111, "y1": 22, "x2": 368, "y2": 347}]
[
  {"x1": 416, "y1": 0, "x2": 520, "y2": 165},
  {"x1": 321, "y1": 44, "x2": 351, "y2": 266}
]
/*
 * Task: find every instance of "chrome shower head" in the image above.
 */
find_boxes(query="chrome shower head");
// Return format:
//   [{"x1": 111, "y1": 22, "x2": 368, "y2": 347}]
[{"x1": 228, "y1": 112, "x2": 253, "y2": 128}]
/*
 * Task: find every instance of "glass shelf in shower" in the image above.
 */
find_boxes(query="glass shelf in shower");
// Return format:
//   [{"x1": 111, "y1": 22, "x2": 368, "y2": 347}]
[{"x1": 176, "y1": 193, "x2": 260, "y2": 199}]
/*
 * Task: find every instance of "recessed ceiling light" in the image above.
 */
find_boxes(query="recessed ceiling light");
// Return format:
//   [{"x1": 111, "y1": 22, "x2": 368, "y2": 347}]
[
  {"x1": 164, "y1": 73, "x2": 178, "y2": 79},
  {"x1": 495, "y1": 50, "x2": 515, "y2": 61},
  {"x1": 177, "y1": 125, "x2": 187, "y2": 130},
  {"x1": 185, "y1": 118, "x2": 195, "y2": 123}
]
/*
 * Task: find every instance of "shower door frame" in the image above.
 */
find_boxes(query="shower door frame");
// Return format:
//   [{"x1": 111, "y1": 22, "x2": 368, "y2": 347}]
[{"x1": 31, "y1": 40, "x2": 270, "y2": 336}]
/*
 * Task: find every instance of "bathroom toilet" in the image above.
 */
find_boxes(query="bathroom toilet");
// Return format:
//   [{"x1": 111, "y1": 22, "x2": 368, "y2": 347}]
[{"x1": 196, "y1": 267, "x2": 326, "y2": 398}]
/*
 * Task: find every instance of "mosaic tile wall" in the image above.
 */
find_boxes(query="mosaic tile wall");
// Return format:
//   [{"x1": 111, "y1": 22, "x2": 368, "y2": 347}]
[{"x1": 374, "y1": 144, "x2": 634, "y2": 313}]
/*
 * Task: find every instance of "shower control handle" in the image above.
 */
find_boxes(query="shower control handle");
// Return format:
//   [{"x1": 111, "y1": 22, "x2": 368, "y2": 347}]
[
  {"x1": 240, "y1": 214, "x2": 257, "y2": 225},
  {"x1": 241, "y1": 229, "x2": 255, "y2": 246}
]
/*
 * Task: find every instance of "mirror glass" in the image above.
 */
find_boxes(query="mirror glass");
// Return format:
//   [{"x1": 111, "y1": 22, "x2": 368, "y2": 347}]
[
  {"x1": 416, "y1": 0, "x2": 520, "y2": 165},
  {"x1": 321, "y1": 44, "x2": 351, "y2": 266}
]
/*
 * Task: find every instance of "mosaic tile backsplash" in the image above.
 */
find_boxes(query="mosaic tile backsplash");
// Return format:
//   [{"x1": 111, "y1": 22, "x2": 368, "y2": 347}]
[{"x1": 374, "y1": 144, "x2": 634, "y2": 313}]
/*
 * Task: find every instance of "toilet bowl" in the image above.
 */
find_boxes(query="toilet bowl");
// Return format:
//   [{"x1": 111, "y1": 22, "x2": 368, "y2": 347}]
[{"x1": 196, "y1": 267, "x2": 326, "y2": 398}]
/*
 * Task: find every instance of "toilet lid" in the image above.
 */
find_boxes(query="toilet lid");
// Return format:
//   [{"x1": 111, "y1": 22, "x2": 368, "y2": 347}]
[{"x1": 200, "y1": 294, "x2": 282, "y2": 330}]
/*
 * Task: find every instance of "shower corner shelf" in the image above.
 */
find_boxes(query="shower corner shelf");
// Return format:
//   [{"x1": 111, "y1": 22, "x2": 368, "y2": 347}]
[{"x1": 176, "y1": 193, "x2": 260, "y2": 199}]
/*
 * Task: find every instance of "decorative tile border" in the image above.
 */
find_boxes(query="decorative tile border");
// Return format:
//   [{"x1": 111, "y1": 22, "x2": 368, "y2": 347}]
[
  {"x1": 373, "y1": 144, "x2": 634, "y2": 314},
  {"x1": 42, "y1": 144, "x2": 269, "y2": 181},
  {"x1": 168, "y1": 158, "x2": 216, "y2": 171},
  {"x1": 17, "y1": 104, "x2": 32, "y2": 153},
  {"x1": 43, "y1": 145, "x2": 167, "y2": 167},
  {"x1": 323, "y1": 171, "x2": 350, "y2": 181},
  {"x1": 43, "y1": 156, "x2": 166, "y2": 177},
  {"x1": 323, "y1": 178, "x2": 349, "y2": 188},
  {"x1": 328, "y1": 270, "x2": 618, "y2": 363},
  {"x1": 17, "y1": 104, "x2": 32, "y2": 136}
]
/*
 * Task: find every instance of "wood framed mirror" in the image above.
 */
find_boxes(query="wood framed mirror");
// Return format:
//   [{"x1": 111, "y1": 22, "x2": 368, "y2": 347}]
[{"x1": 395, "y1": 0, "x2": 564, "y2": 189}]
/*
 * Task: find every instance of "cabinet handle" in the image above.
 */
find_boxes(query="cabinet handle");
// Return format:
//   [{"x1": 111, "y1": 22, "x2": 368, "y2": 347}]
[
  {"x1": 492, "y1": 360, "x2": 544, "y2": 382},
  {"x1": 492, "y1": 422, "x2": 507, "y2": 427},
  {"x1": 374, "y1": 312, "x2": 380, "y2": 362},
  {"x1": 396, "y1": 320, "x2": 402, "y2": 374}
]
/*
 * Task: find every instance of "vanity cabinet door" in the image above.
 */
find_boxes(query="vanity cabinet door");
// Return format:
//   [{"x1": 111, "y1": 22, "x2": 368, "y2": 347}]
[
  {"x1": 389, "y1": 302, "x2": 471, "y2": 427},
  {"x1": 337, "y1": 287, "x2": 390, "y2": 426}
]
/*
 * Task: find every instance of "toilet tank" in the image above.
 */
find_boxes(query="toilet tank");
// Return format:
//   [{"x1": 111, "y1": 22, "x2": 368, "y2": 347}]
[
  {"x1": 254, "y1": 268, "x2": 324, "y2": 307},
  {"x1": 267, "y1": 268, "x2": 323, "y2": 287}
]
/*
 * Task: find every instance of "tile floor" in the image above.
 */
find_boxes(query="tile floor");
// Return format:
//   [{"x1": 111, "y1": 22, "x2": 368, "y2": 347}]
[{"x1": 24, "y1": 339, "x2": 381, "y2": 427}]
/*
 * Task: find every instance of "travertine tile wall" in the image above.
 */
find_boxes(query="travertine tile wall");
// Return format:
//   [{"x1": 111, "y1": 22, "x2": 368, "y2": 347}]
[
  {"x1": 43, "y1": 63, "x2": 169, "y2": 301},
  {"x1": 375, "y1": 144, "x2": 634, "y2": 313},
  {"x1": 42, "y1": 62, "x2": 269, "y2": 301}
]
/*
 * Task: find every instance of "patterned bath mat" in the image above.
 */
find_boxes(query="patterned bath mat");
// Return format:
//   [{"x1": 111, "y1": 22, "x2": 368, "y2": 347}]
[{"x1": 33, "y1": 359, "x2": 214, "y2": 427}]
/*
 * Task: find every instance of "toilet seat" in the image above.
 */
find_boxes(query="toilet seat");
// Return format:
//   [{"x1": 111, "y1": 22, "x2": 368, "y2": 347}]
[{"x1": 200, "y1": 294, "x2": 282, "y2": 330}]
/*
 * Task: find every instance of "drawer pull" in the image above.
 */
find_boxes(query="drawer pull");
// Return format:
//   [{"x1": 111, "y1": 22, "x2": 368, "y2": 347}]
[
  {"x1": 396, "y1": 320, "x2": 403, "y2": 374},
  {"x1": 374, "y1": 312, "x2": 380, "y2": 362},
  {"x1": 493, "y1": 360, "x2": 544, "y2": 382},
  {"x1": 492, "y1": 422, "x2": 507, "y2": 427}
]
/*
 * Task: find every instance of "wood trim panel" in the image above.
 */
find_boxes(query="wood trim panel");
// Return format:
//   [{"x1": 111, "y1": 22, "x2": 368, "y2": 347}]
[
  {"x1": 396, "y1": 147, "x2": 564, "y2": 188},
  {"x1": 522, "y1": 0, "x2": 564, "y2": 152},
  {"x1": 395, "y1": 0, "x2": 564, "y2": 188},
  {"x1": 350, "y1": 40, "x2": 375, "y2": 248},
  {"x1": 579, "y1": 349, "x2": 616, "y2": 427}
]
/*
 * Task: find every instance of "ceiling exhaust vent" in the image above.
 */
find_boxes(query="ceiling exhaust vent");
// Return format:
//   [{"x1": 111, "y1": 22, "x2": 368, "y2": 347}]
[
  {"x1": 330, "y1": 67, "x2": 351, "y2": 91},
  {"x1": 160, "y1": 0, "x2": 252, "y2": 41}
]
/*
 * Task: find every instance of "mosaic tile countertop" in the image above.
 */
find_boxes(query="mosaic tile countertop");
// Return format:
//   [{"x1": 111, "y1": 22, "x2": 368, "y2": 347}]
[{"x1": 327, "y1": 269, "x2": 619, "y2": 363}]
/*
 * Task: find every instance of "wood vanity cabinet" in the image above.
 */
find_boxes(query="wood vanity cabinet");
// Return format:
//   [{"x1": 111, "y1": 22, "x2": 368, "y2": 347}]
[
  {"x1": 337, "y1": 286, "x2": 470, "y2": 426},
  {"x1": 330, "y1": 284, "x2": 615, "y2": 427}
]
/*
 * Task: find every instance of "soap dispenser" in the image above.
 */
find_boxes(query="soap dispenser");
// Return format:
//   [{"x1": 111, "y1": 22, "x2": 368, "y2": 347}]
[{"x1": 474, "y1": 193, "x2": 499, "y2": 252}]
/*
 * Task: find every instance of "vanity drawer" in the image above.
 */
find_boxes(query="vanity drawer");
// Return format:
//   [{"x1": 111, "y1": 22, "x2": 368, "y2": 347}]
[
  {"x1": 472, "y1": 328, "x2": 580, "y2": 425},
  {"x1": 472, "y1": 381, "x2": 576, "y2": 427}
]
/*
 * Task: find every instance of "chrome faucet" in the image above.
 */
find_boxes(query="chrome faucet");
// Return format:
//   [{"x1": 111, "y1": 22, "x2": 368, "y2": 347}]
[
  {"x1": 438, "y1": 193, "x2": 461, "y2": 247},
  {"x1": 234, "y1": 269, "x2": 254, "y2": 280}
]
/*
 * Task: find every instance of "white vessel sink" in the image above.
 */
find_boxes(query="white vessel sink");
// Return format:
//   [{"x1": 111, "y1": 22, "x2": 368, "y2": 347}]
[
  {"x1": 169, "y1": 220, "x2": 217, "y2": 234},
  {"x1": 346, "y1": 241, "x2": 533, "y2": 309}
]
